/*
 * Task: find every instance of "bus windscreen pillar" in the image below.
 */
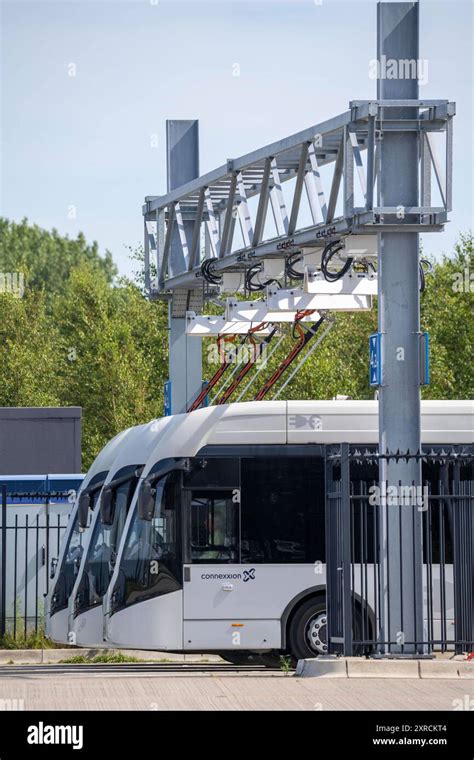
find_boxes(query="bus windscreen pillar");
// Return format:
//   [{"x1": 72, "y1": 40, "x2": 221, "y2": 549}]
[
  {"x1": 166, "y1": 120, "x2": 203, "y2": 414},
  {"x1": 377, "y1": 2, "x2": 423, "y2": 654}
]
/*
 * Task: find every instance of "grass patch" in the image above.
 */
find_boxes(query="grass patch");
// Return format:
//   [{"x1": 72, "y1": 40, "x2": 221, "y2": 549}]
[
  {"x1": 0, "y1": 628, "x2": 57, "y2": 650},
  {"x1": 0, "y1": 603, "x2": 63, "y2": 649},
  {"x1": 59, "y1": 652, "x2": 144, "y2": 664}
]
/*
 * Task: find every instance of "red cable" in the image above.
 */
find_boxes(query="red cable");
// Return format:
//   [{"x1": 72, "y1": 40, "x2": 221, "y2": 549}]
[
  {"x1": 254, "y1": 312, "x2": 320, "y2": 401},
  {"x1": 254, "y1": 323, "x2": 305, "y2": 401},
  {"x1": 216, "y1": 323, "x2": 271, "y2": 405},
  {"x1": 187, "y1": 334, "x2": 237, "y2": 412}
]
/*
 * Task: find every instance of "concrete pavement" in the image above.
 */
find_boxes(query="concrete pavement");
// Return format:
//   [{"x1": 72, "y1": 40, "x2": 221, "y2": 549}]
[{"x1": 0, "y1": 671, "x2": 472, "y2": 711}]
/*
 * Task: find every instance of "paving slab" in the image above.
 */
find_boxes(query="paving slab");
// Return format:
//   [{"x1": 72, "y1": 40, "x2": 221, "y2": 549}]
[
  {"x1": 347, "y1": 658, "x2": 420, "y2": 678},
  {"x1": 457, "y1": 661, "x2": 474, "y2": 679},
  {"x1": 0, "y1": 650, "x2": 42, "y2": 664},
  {"x1": 296, "y1": 656, "x2": 348, "y2": 678},
  {"x1": 298, "y1": 656, "x2": 474, "y2": 679},
  {"x1": 419, "y1": 659, "x2": 472, "y2": 679}
]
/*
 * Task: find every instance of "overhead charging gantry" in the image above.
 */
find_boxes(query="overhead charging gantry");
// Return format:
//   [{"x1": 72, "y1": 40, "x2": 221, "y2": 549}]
[
  {"x1": 142, "y1": 2, "x2": 454, "y2": 657},
  {"x1": 142, "y1": 99, "x2": 452, "y2": 415},
  {"x1": 144, "y1": 99, "x2": 451, "y2": 298}
]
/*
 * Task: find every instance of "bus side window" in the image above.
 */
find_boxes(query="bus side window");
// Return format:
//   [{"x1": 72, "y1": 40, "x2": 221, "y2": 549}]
[
  {"x1": 190, "y1": 490, "x2": 239, "y2": 563},
  {"x1": 240, "y1": 456, "x2": 325, "y2": 564}
]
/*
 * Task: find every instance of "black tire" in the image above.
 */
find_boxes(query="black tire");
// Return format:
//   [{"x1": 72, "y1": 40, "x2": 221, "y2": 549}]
[
  {"x1": 288, "y1": 597, "x2": 328, "y2": 660},
  {"x1": 288, "y1": 597, "x2": 368, "y2": 660}
]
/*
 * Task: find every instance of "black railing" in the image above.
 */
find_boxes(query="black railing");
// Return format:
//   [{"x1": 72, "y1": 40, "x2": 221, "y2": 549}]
[
  {"x1": 0, "y1": 486, "x2": 71, "y2": 638},
  {"x1": 326, "y1": 445, "x2": 474, "y2": 656}
]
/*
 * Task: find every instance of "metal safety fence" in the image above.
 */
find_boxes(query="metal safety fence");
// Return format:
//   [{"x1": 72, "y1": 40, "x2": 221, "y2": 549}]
[
  {"x1": 325, "y1": 445, "x2": 474, "y2": 656},
  {"x1": 0, "y1": 485, "x2": 71, "y2": 638}
]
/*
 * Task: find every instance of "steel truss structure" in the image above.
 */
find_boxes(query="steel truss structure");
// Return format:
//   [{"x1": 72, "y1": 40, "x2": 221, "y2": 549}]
[{"x1": 143, "y1": 99, "x2": 454, "y2": 299}]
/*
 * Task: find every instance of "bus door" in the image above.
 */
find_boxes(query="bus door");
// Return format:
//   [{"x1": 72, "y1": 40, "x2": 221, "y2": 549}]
[{"x1": 182, "y1": 452, "x2": 326, "y2": 651}]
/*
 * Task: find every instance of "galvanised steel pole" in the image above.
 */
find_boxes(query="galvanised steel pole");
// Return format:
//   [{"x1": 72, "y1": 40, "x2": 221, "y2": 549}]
[
  {"x1": 377, "y1": 1, "x2": 424, "y2": 654},
  {"x1": 166, "y1": 120, "x2": 203, "y2": 414}
]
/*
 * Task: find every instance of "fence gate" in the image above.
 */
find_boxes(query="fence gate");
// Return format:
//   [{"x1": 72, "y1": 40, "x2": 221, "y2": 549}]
[{"x1": 325, "y1": 444, "x2": 473, "y2": 656}]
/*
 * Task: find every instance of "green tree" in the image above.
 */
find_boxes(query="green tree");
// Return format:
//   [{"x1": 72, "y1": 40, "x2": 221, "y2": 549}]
[
  {"x1": 421, "y1": 233, "x2": 473, "y2": 398},
  {"x1": 0, "y1": 291, "x2": 62, "y2": 407},
  {"x1": 0, "y1": 218, "x2": 471, "y2": 469},
  {"x1": 0, "y1": 217, "x2": 116, "y2": 301},
  {"x1": 52, "y1": 264, "x2": 168, "y2": 467}
]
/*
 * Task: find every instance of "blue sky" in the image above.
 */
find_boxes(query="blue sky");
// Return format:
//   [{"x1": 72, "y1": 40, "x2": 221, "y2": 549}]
[{"x1": 1, "y1": 0, "x2": 472, "y2": 276}]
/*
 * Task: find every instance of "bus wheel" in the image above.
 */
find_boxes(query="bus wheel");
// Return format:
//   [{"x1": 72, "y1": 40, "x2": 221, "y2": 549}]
[{"x1": 289, "y1": 598, "x2": 328, "y2": 660}]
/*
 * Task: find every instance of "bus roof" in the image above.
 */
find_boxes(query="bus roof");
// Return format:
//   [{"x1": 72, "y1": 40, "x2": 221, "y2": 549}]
[{"x1": 133, "y1": 400, "x2": 473, "y2": 478}]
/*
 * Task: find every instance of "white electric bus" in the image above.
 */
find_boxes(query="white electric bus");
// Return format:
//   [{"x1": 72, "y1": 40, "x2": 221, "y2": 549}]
[
  {"x1": 68, "y1": 419, "x2": 163, "y2": 647},
  {"x1": 46, "y1": 425, "x2": 142, "y2": 644},
  {"x1": 103, "y1": 400, "x2": 472, "y2": 662}
]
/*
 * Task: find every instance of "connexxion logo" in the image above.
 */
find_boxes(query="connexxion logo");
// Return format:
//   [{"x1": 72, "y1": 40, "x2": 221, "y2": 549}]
[{"x1": 200, "y1": 568, "x2": 256, "y2": 582}]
